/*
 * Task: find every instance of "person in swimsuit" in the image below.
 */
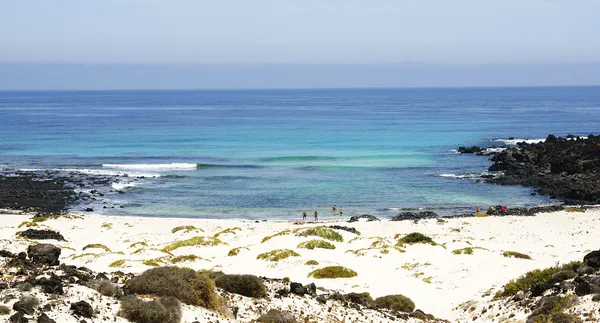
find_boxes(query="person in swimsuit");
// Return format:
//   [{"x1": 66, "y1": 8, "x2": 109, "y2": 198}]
[{"x1": 314, "y1": 211, "x2": 318, "y2": 221}]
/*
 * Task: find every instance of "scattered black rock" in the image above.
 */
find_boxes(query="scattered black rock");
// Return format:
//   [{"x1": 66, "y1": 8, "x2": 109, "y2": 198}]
[
  {"x1": 57, "y1": 264, "x2": 94, "y2": 283},
  {"x1": 390, "y1": 211, "x2": 439, "y2": 221},
  {"x1": 457, "y1": 146, "x2": 484, "y2": 154},
  {"x1": 27, "y1": 244, "x2": 61, "y2": 266},
  {"x1": 19, "y1": 230, "x2": 65, "y2": 241},
  {"x1": 410, "y1": 309, "x2": 436, "y2": 320},
  {"x1": 37, "y1": 313, "x2": 56, "y2": 323},
  {"x1": 328, "y1": 225, "x2": 360, "y2": 235},
  {"x1": 289, "y1": 282, "x2": 306, "y2": 296},
  {"x1": 486, "y1": 204, "x2": 563, "y2": 216},
  {"x1": 0, "y1": 173, "x2": 75, "y2": 214},
  {"x1": 584, "y1": 250, "x2": 600, "y2": 268},
  {"x1": 28, "y1": 274, "x2": 64, "y2": 295},
  {"x1": 70, "y1": 301, "x2": 93, "y2": 318},
  {"x1": 12, "y1": 297, "x2": 39, "y2": 315},
  {"x1": 256, "y1": 309, "x2": 297, "y2": 323},
  {"x1": 348, "y1": 214, "x2": 380, "y2": 223},
  {"x1": 487, "y1": 134, "x2": 600, "y2": 204},
  {"x1": 9, "y1": 311, "x2": 28, "y2": 323},
  {"x1": 0, "y1": 250, "x2": 17, "y2": 258}
]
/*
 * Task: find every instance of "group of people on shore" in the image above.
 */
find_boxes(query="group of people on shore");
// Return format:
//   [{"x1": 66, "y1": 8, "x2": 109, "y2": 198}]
[{"x1": 301, "y1": 205, "x2": 343, "y2": 222}]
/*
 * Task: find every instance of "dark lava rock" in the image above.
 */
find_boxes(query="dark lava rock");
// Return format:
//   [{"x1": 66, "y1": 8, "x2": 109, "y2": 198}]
[
  {"x1": 549, "y1": 270, "x2": 577, "y2": 284},
  {"x1": 256, "y1": 309, "x2": 297, "y2": 323},
  {"x1": 328, "y1": 225, "x2": 360, "y2": 235},
  {"x1": 344, "y1": 292, "x2": 373, "y2": 306},
  {"x1": 20, "y1": 230, "x2": 65, "y2": 241},
  {"x1": 0, "y1": 173, "x2": 75, "y2": 214},
  {"x1": 289, "y1": 282, "x2": 306, "y2": 296},
  {"x1": 584, "y1": 250, "x2": 600, "y2": 268},
  {"x1": 390, "y1": 211, "x2": 439, "y2": 221},
  {"x1": 84, "y1": 208, "x2": 93, "y2": 212},
  {"x1": 13, "y1": 298, "x2": 38, "y2": 315},
  {"x1": 530, "y1": 282, "x2": 549, "y2": 297},
  {"x1": 575, "y1": 280, "x2": 600, "y2": 296},
  {"x1": 9, "y1": 312, "x2": 28, "y2": 323},
  {"x1": 27, "y1": 244, "x2": 61, "y2": 266},
  {"x1": 593, "y1": 294, "x2": 600, "y2": 302},
  {"x1": 303, "y1": 283, "x2": 317, "y2": 297},
  {"x1": 578, "y1": 266, "x2": 597, "y2": 275},
  {"x1": 486, "y1": 134, "x2": 600, "y2": 205},
  {"x1": 28, "y1": 274, "x2": 64, "y2": 295},
  {"x1": 316, "y1": 295, "x2": 327, "y2": 304},
  {"x1": 37, "y1": 313, "x2": 56, "y2": 323},
  {"x1": 58, "y1": 264, "x2": 94, "y2": 283},
  {"x1": 0, "y1": 282, "x2": 8, "y2": 290},
  {"x1": 348, "y1": 214, "x2": 380, "y2": 223},
  {"x1": 559, "y1": 281, "x2": 576, "y2": 293},
  {"x1": 70, "y1": 301, "x2": 93, "y2": 318},
  {"x1": 0, "y1": 250, "x2": 16, "y2": 258},
  {"x1": 457, "y1": 146, "x2": 484, "y2": 154}
]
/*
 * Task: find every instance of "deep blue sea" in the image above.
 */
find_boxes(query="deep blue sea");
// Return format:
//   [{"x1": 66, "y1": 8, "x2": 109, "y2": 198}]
[{"x1": 1, "y1": 87, "x2": 599, "y2": 220}]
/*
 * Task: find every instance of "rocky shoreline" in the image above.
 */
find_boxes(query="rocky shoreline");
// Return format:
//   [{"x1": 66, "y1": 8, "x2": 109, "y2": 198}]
[{"x1": 457, "y1": 134, "x2": 600, "y2": 205}]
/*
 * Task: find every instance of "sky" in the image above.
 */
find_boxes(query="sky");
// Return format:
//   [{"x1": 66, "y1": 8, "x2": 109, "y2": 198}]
[{"x1": 1, "y1": 0, "x2": 599, "y2": 89}]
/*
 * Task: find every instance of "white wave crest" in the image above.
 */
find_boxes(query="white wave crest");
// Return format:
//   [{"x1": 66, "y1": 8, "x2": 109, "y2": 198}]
[
  {"x1": 102, "y1": 163, "x2": 198, "y2": 171},
  {"x1": 19, "y1": 168, "x2": 160, "y2": 178},
  {"x1": 439, "y1": 172, "x2": 497, "y2": 179},
  {"x1": 491, "y1": 138, "x2": 545, "y2": 145},
  {"x1": 111, "y1": 182, "x2": 137, "y2": 190}
]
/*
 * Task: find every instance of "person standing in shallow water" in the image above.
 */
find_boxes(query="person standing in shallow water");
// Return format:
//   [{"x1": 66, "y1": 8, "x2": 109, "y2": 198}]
[
  {"x1": 332, "y1": 205, "x2": 337, "y2": 212},
  {"x1": 476, "y1": 205, "x2": 481, "y2": 214},
  {"x1": 302, "y1": 212, "x2": 307, "y2": 221},
  {"x1": 314, "y1": 211, "x2": 318, "y2": 221},
  {"x1": 339, "y1": 207, "x2": 343, "y2": 216}
]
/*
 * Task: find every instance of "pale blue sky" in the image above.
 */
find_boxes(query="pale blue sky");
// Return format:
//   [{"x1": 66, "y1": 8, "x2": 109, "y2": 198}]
[{"x1": 1, "y1": 0, "x2": 599, "y2": 89}]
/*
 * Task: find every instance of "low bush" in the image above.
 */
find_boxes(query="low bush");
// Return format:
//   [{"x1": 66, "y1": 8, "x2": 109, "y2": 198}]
[
  {"x1": 227, "y1": 247, "x2": 248, "y2": 257},
  {"x1": 396, "y1": 232, "x2": 436, "y2": 246},
  {"x1": 142, "y1": 259, "x2": 164, "y2": 267},
  {"x1": 257, "y1": 249, "x2": 300, "y2": 262},
  {"x1": 170, "y1": 254, "x2": 199, "y2": 263},
  {"x1": 503, "y1": 251, "x2": 532, "y2": 259},
  {"x1": 564, "y1": 207, "x2": 585, "y2": 213},
  {"x1": 214, "y1": 274, "x2": 267, "y2": 298},
  {"x1": 496, "y1": 261, "x2": 583, "y2": 297},
  {"x1": 261, "y1": 229, "x2": 291, "y2": 243},
  {"x1": 373, "y1": 294, "x2": 415, "y2": 312},
  {"x1": 305, "y1": 260, "x2": 319, "y2": 266},
  {"x1": 162, "y1": 236, "x2": 224, "y2": 252},
  {"x1": 118, "y1": 295, "x2": 182, "y2": 323},
  {"x1": 308, "y1": 266, "x2": 357, "y2": 279},
  {"x1": 527, "y1": 295, "x2": 578, "y2": 323},
  {"x1": 452, "y1": 247, "x2": 474, "y2": 255},
  {"x1": 89, "y1": 279, "x2": 122, "y2": 297},
  {"x1": 297, "y1": 239, "x2": 336, "y2": 250},
  {"x1": 0, "y1": 305, "x2": 9, "y2": 315},
  {"x1": 172, "y1": 225, "x2": 203, "y2": 234},
  {"x1": 257, "y1": 309, "x2": 297, "y2": 323},
  {"x1": 124, "y1": 266, "x2": 219, "y2": 309},
  {"x1": 83, "y1": 244, "x2": 112, "y2": 252},
  {"x1": 198, "y1": 269, "x2": 225, "y2": 280},
  {"x1": 109, "y1": 259, "x2": 126, "y2": 268},
  {"x1": 213, "y1": 227, "x2": 241, "y2": 238},
  {"x1": 295, "y1": 226, "x2": 343, "y2": 242},
  {"x1": 130, "y1": 242, "x2": 148, "y2": 249}
]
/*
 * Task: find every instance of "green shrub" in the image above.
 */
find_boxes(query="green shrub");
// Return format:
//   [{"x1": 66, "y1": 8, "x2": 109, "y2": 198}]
[
  {"x1": 261, "y1": 229, "x2": 291, "y2": 243},
  {"x1": 89, "y1": 279, "x2": 122, "y2": 297},
  {"x1": 214, "y1": 274, "x2": 267, "y2": 298},
  {"x1": 297, "y1": 239, "x2": 336, "y2": 250},
  {"x1": 496, "y1": 262, "x2": 583, "y2": 297},
  {"x1": 452, "y1": 247, "x2": 474, "y2": 255},
  {"x1": 83, "y1": 243, "x2": 112, "y2": 252},
  {"x1": 130, "y1": 242, "x2": 148, "y2": 249},
  {"x1": 503, "y1": 251, "x2": 532, "y2": 259},
  {"x1": 118, "y1": 295, "x2": 182, "y2": 323},
  {"x1": 162, "y1": 236, "x2": 224, "y2": 252},
  {"x1": 544, "y1": 312, "x2": 583, "y2": 323},
  {"x1": 257, "y1": 309, "x2": 297, "y2": 323},
  {"x1": 257, "y1": 249, "x2": 300, "y2": 262},
  {"x1": 172, "y1": 225, "x2": 203, "y2": 234},
  {"x1": 295, "y1": 226, "x2": 343, "y2": 242},
  {"x1": 564, "y1": 207, "x2": 585, "y2": 213},
  {"x1": 143, "y1": 259, "x2": 164, "y2": 267},
  {"x1": 0, "y1": 305, "x2": 9, "y2": 315},
  {"x1": 308, "y1": 266, "x2": 357, "y2": 279},
  {"x1": 124, "y1": 266, "x2": 219, "y2": 309},
  {"x1": 397, "y1": 232, "x2": 436, "y2": 246},
  {"x1": 374, "y1": 294, "x2": 415, "y2": 312},
  {"x1": 213, "y1": 227, "x2": 241, "y2": 238},
  {"x1": 170, "y1": 254, "x2": 199, "y2": 263},
  {"x1": 227, "y1": 247, "x2": 248, "y2": 257},
  {"x1": 109, "y1": 259, "x2": 126, "y2": 268},
  {"x1": 305, "y1": 260, "x2": 319, "y2": 266},
  {"x1": 198, "y1": 269, "x2": 225, "y2": 281}
]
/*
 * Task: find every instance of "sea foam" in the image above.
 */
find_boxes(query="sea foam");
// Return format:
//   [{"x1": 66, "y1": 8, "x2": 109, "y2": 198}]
[{"x1": 102, "y1": 163, "x2": 198, "y2": 171}]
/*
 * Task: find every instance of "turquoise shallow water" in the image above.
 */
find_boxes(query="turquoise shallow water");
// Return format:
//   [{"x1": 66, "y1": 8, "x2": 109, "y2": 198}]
[{"x1": 1, "y1": 87, "x2": 599, "y2": 219}]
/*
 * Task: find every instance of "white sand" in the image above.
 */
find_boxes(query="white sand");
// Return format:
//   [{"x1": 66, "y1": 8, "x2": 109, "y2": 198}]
[{"x1": 1, "y1": 208, "x2": 599, "y2": 322}]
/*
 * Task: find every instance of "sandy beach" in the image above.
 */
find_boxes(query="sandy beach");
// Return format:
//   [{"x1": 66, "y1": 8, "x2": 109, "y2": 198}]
[{"x1": 2, "y1": 208, "x2": 599, "y2": 322}]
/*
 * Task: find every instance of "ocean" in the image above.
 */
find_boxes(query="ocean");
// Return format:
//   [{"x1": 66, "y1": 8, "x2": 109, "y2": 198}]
[{"x1": 1, "y1": 87, "x2": 599, "y2": 220}]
